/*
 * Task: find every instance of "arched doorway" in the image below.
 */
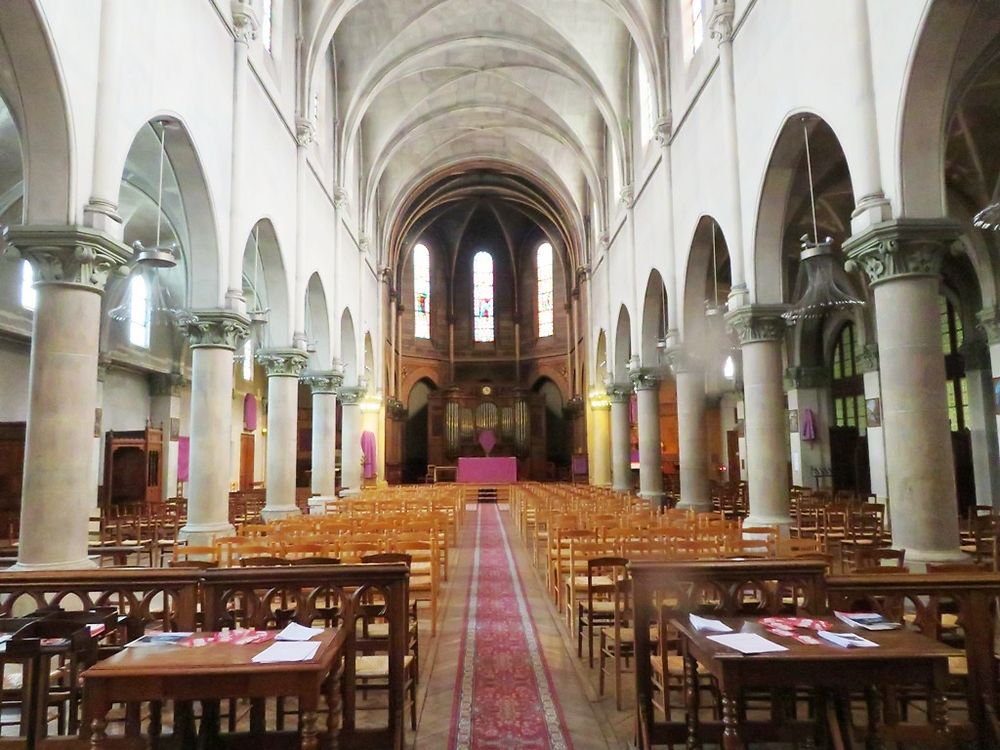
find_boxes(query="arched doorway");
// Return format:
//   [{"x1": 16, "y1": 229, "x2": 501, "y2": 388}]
[
  {"x1": 405, "y1": 378, "x2": 437, "y2": 483},
  {"x1": 828, "y1": 322, "x2": 870, "y2": 495}
]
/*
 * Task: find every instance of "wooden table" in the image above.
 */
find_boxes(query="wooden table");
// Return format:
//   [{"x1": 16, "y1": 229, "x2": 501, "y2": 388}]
[
  {"x1": 81, "y1": 629, "x2": 346, "y2": 749},
  {"x1": 673, "y1": 616, "x2": 957, "y2": 750}
]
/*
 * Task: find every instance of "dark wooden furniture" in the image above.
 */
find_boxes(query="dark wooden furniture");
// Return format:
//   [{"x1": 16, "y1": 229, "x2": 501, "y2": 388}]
[
  {"x1": 630, "y1": 559, "x2": 828, "y2": 750},
  {"x1": 102, "y1": 425, "x2": 164, "y2": 511},
  {"x1": 82, "y1": 628, "x2": 345, "y2": 750},
  {"x1": 0, "y1": 422, "x2": 25, "y2": 513},
  {"x1": 673, "y1": 616, "x2": 955, "y2": 749}
]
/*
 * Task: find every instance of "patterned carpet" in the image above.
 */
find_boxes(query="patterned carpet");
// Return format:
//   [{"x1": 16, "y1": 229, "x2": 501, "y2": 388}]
[{"x1": 449, "y1": 504, "x2": 574, "y2": 749}]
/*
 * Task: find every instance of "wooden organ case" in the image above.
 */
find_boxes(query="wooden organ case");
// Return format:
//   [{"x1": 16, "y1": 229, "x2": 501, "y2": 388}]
[{"x1": 426, "y1": 385, "x2": 547, "y2": 480}]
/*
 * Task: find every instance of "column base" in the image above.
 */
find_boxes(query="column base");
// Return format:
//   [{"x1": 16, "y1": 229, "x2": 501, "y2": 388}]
[
  {"x1": 308, "y1": 496, "x2": 335, "y2": 516},
  {"x1": 612, "y1": 483, "x2": 632, "y2": 493},
  {"x1": 9, "y1": 556, "x2": 98, "y2": 571},
  {"x1": 676, "y1": 500, "x2": 713, "y2": 512},
  {"x1": 901, "y1": 547, "x2": 968, "y2": 565},
  {"x1": 744, "y1": 514, "x2": 793, "y2": 532},
  {"x1": 339, "y1": 488, "x2": 361, "y2": 497},
  {"x1": 260, "y1": 506, "x2": 301, "y2": 523},
  {"x1": 179, "y1": 522, "x2": 235, "y2": 547}
]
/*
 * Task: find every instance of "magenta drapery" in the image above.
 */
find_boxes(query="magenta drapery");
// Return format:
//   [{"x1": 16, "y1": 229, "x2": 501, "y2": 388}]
[
  {"x1": 801, "y1": 408, "x2": 817, "y2": 441},
  {"x1": 243, "y1": 394, "x2": 257, "y2": 432},
  {"x1": 361, "y1": 430, "x2": 377, "y2": 480},
  {"x1": 478, "y1": 429, "x2": 497, "y2": 455},
  {"x1": 177, "y1": 436, "x2": 190, "y2": 482}
]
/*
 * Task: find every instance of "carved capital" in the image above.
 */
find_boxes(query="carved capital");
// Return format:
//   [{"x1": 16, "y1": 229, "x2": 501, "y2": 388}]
[
  {"x1": 977, "y1": 306, "x2": 1000, "y2": 345},
  {"x1": 576, "y1": 265, "x2": 591, "y2": 285},
  {"x1": 295, "y1": 118, "x2": 315, "y2": 147},
  {"x1": 858, "y1": 344, "x2": 880, "y2": 373},
  {"x1": 302, "y1": 369, "x2": 344, "y2": 395},
  {"x1": 338, "y1": 385, "x2": 366, "y2": 405},
  {"x1": 149, "y1": 371, "x2": 186, "y2": 397},
  {"x1": 664, "y1": 347, "x2": 702, "y2": 375},
  {"x1": 843, "y1": 218, "x2": 960, "y2": 286},
  {"x1": 629, "y1": 367, "x2": 659, "y2": 391},
  {"x1": 605, "y1": 384, "x2": 631, "y2": 404},
  {"x1": 9, "y1": 225, "x2": 131, "y2": 294},
  {"x1": 230, "y1": 0, "x2": 258, "y2": 43},
  {"x1": 386, "y1": 398, "x2": 407, "y2": 420},
  {"x1": 183, "y1": 309, "x2": 251, "y2": 351},
  {"x1": 358, "y1": 234, "x2": 369, "y2": 254},
  {"x1": 709, "y1": 0, "x2": 735, "y2": 44},
  {"x1": 653, "y1": 115, "x2": 672, "y2": 147},
  {"x1": 784, "y1": 365, "x2": 829, "y2": 390},
  {"x1": 256, "y1": 348, "x2": 308, "y2": 378},
  {"x1": 333, "y1": 187, "x2": 350, "y2": 210},
  {"x1": 724, "y1": 304, "x2": 788, "y2": 345},
  {"x1": 619, "y1": 184, "x2": 635, "y2": 208}
]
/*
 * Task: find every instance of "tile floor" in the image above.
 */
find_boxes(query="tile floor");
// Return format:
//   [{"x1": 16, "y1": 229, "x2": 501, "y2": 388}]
[{"x1": 406, "y1": 504, "x2": 633, "y2": 749}]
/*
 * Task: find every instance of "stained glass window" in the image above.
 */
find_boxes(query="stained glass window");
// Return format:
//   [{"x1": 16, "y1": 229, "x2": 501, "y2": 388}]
[
  {"x1": 940, "y1": 295, "x2": 970, "y2": 431},
  {"x1": 413, "y1": 243, "x2": 430, "y2": 339},
  {"x1": 831, "y1": 323, "x2": 864, "y2": 430},
  {"x1": 261, "y1": 0, "x2": 273, "y2": 53},
  {"x1": 536, "y1": 243, "x2": 554, "y2": 337},
  {"x1": 473, "y1": 251, "x2": 494, "y2": 343},
  {"x1": 128, "y1": 275, "x2": 150, "y2": 349},
  {"x1": 691, "y1": 0, "x2": 704, "y2": 52},
  {"x1": 20, "y1": 261, "x2": 36, "y2": 311}
]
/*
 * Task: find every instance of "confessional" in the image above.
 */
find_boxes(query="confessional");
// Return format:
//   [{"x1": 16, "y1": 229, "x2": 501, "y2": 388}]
[{"x1": 102, "y1": 424, "x2": 164, "y2": 511}]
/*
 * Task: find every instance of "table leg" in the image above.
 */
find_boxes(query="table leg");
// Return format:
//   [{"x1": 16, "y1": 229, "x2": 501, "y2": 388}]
[
  {"x1": 684, "y1": 650, "x2": 700, "y2": 750},
  {"x1": 149, "y1": 700, "x2": 162, "y2": 750},
  {"x1": 865, "y1": 686, "x2": 885, "y2": 750},
  {"x1": 326, "y1": 662, "x2": 343, "y2": 750},
  {"x1": 929, "y1": 666, "x2": 951, "y2": 742},
  {"x1": 89, "y1": 714, "x2": 109, "y2": 750},
  {"x1": 720, "y1": 693, "x2": 746, "y2": 750},
  {"x1": 301, "y1": 710, "x2": 319, "y2": 750}
]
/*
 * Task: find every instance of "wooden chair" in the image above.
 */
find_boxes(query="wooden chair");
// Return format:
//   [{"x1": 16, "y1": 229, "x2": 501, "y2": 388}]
[
  {"x1": 239, "y1": 556, "x2": 290, "y2": 567},
  {"x1": 853, "y1": 546, "x2": 906, "y2": 571},
  {"x1": 577, "y1": 556, "x2": 627, "y2": 668},
  {"x1": 598, "y1": 570, "x2": 656, "y2": 711},
  {"x1": 172, "y1": 545, "x2": 220, "y2": 565}
]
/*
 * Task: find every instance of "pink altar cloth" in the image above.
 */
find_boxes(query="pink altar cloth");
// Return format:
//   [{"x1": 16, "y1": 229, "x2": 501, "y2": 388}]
[{"x1": 456, "y1": 457, "x2": 517, "y2": 484}]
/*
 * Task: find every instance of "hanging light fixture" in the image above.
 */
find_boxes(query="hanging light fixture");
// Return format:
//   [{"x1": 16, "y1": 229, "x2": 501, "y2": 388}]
[
  {"x1": 705, "y1": 220, "x2": 725, "y2": 318},
  {"x1": 973, "y1": 202, "x2": 1000, "y2": 230},
  {"x1": 108, "y1": 120, "x2": 193, "y2": 326},
  {"x1": 782, "y1": 118, "x2": 865, "y2": 323}
]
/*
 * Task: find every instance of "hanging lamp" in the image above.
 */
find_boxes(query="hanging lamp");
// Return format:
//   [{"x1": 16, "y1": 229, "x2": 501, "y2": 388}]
[
  {"x1": 782, "y1": 118, "x2": 865, "y2": 323},
  {"x1": 973, "y1": 202, "x2": 1000, "y2": 230},
  {"x1": 705, "y1": 221, "x2": 725, "y2": 318},
  {"x1": 108, "y1": 120, "x2": 193, "y2": 326}
]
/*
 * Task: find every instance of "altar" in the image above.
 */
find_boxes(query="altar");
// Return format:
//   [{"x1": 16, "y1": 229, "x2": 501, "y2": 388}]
[{"x1": 456, "y1": 456, "x2": 517, "y2": 484}]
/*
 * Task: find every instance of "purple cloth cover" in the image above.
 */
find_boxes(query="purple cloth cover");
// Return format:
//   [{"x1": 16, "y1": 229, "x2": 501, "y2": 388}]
[
  {"x1": 478, "y1": 429, "x2": 497, "y2": 455},
  {"x1": 361, "y1": 430, "x2": 377, "y2": 480},
  {"x1": 800, "y1": 408, "x2": 817, "y2": 441},
  {"x1": 244, "y1": 394, "x2": 257, "y2": 432},
  {"x1": 571, "y1": 454, "x2": 588, "y2": 475},
  {"x1": 177, "y1": 436, "x2": 190, "y2": 482},
  {"x1": 456, "y1": 457, "x2": 517, "y2": 483}
]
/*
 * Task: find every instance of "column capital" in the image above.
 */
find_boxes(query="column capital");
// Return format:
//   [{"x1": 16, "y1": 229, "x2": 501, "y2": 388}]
[
  {"x1": 724, "y1": 304, "x2": 788, "y2": 345},
  {"x1": 256, "y1": 348, "x2": 308, "y2": 378},
  {"x1": 386, "y1": 397, "x2": 407, "y2": 420},
  {"x1": 619, "y1": 184, "x2": 635, "y2": 208},
  {"x1": 654, "y1": 115, "x2": 673, "y2": 147},
  {"x1": 629, "y1": 368, "x2": 659, "y2": 391},
  {"x1": 977, "y1": 306, "x2": 1000, "y2": 345},
  {"x1": 7, "y1": 225, "x2": 131, "y2": 294},
  {"x1": 183, "y1": 309, "x2": 251, "y2": 351},
  {"x1": 858, "y1": 344, "x2": 880, "y2": 373},
  {"x1": 605, "y1": 384, "x2": 631, "y2": 404},
  {"x1": 664, "y1": 347, "x2": 703, "y2": 375},
  {"x1": 149, "y1": 371, "x2": 186, "y2": 397},
  {"x1": 709, "y1": 0, "x2": 735, "y2": 44},
  {"x1": 843, "y1": 218, "x2": 961, "y2": 286},
  {"x1": 784, "y1": 365, "x2": 829, "y2": 390},
  {"x1": 295, "y1": 118, "x2": 316, "y2": 147},
  {"x1": 333, "y1": 187, "x2": 350, "y2": 210},
  {"x1": 338, "y1": 386, "x2": 366, "y2": 405},
  {"x1": 959, "y1": 335, "x2": 991, "y2": 372},
  {"x1": 230, "y1": 0, "x2": 258, "y2": 43},
  {"x1": 302, "y1": 369, "x2": 344, "y2": 394}
]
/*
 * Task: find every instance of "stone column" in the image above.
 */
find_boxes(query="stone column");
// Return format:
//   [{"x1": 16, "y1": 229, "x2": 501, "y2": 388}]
[
  {"x1": 180, "y1": 310, "x2": 249, "y2": 545},
  {"x1": 726, "y1": 305, "x2": 792, "y2": 526},
  {"x1": 631, "y1": 368, "x2": 664, "y2": 504},
  {"x1": 607, "y1": 385, "x2": 632, "y2": 492},
  {"x1": 257, "y1": 349, "x2": 308, "y2": 521},
  {"x1": 9, "y1": 228, "x2": 129, "y2": 569},
  {"x1": 338, "y1": 386, "x2": 364, "y2": 496},
  {"x1": 960, "y1": 337, "x2": 1000, "y2": 511},
  {"x1": 149, "y1": 372, "x2": 185, "y2": 499},
  {"x1": 588, "y1": 391, "x2": 612, "y2": 486},
  {"x1": 668, "y1": 351, "x2": 711, "y2": 511},
  {"x1": 844, "y1": 219, "x2": 963, "y2": 561},
  {"x1": 978, "y1": 306, "x2": 1000, "y2": 512},
  {"x1": 303, "y1": 369, "x2": 343, "y2": 499}
]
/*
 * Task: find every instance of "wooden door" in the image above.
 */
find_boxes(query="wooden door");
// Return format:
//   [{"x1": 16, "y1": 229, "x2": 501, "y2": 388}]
[
  {"x1": 239, "y1": 433, "x2": 255, "y2": 491},
  {"x1": 726, "y1": 430, "x2": 740, "y2": 482}
]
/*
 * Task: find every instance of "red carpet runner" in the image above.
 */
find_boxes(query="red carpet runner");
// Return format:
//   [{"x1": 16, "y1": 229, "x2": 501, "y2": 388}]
[{"x1": 449, "y1": 504, "x2": 573, "y2": 749}]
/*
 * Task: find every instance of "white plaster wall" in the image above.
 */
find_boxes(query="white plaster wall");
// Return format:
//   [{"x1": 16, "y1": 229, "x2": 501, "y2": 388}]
[{"x1": 102, "y1": 370, "x2": 150, "y2": 432}]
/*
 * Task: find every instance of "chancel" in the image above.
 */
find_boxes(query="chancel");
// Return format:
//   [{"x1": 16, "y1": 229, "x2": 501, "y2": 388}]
[{"x1": 0, "y1": 0, "x2": 997, "y2": 748}]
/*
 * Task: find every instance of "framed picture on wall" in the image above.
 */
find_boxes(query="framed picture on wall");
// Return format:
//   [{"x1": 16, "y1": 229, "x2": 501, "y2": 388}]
[
  {"x1": 866, "y1": 398, "x2": 882, "y2": 428},
  {"x1": 787, "y1": 409, "x2": 799, "y2": 433},
  {"x1": 169, "y1": 417, "x2": 180, "y2": 441},
  {"x1": 94, "y1": 408, "x2": 102, "y2": 438}
]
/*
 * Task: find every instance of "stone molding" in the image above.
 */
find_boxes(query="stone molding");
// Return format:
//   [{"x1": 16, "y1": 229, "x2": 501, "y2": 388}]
[
  {"x1": 843, "y1": 218, "x2": 961, "y2": 287},
  {"x1": 149, "y1": 372, "x2": 186, "y2": 397},
  {"x1": 302, "y1": 369, "x2": 344, "y2": 395},
  {"x1": 231, "y1": 0, "x2": 258, "y2": 43},
  {"x1": 858, "y1": 344, "x2": 880, "y2": 373},
  {"x1": 629, "y1": 367, "x2": 659, "y2": 391},
  {"x1": 724, "y1": 304, "x2": 788, "y2": 345},
  {"x1": 338, "y1": 386, "x2": 366, "y2": 405},
  {"x1": 183, "y1": 309, "x2": 251, "y2": 351},
  {"x1": 977, "y1": 306, "x2": 1000, "y2": 346},
  {"x1": 256, "y1": 348, "x2": 309, "y2": 378},
  {"x1": 784, "y1": 365, "x2": 829, "y2": 391},
  {"x1": 709, "y1": 0, "x2": 735, "y2": 44},
  {"x1": 605, "y1": 384, "x2": 631, "y2": 404},
  {"x1": 8, "y1": 225, "x2": 131, "y2": 294}
]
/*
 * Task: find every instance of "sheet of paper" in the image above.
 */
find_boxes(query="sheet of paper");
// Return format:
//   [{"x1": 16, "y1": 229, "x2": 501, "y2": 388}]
[
  {"x1": 707, "y1": 633, "x2": 788, "y2": 654},
  {"x1": 275, "y1": 622, "x2": 324, "y2": 641},
  {"x1": 251, "y1": 641, "x2": 321, "y2": 663},
  {"x1": 689, "y1": 614, "x2": 732, "y2": 633},
  {"x1": 817, "y1": 630, "x2": 878, "y2": 649}
]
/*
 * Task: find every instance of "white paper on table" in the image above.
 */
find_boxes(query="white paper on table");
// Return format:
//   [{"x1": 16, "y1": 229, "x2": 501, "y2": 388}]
[
  {"x1": 251, "y1": 641, "x2": 321, "y2": 663},
  {"x1": 689, "y1": 614, "x2": 732, "y2": 633},
  {"x1": 275, "y1": 622, "x2": 324, "y2": 641},
  {"x1": 707, "y1": 633, "x2": 788, "y2": 654},
  {"x1": 817, "y1": 630, "x2": 878, "y2": 649}
]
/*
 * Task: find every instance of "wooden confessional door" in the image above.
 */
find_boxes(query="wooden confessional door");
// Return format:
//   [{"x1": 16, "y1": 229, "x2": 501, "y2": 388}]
[{"x1": 239, "y1": 433, "x2": 255, "y2": 490}]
